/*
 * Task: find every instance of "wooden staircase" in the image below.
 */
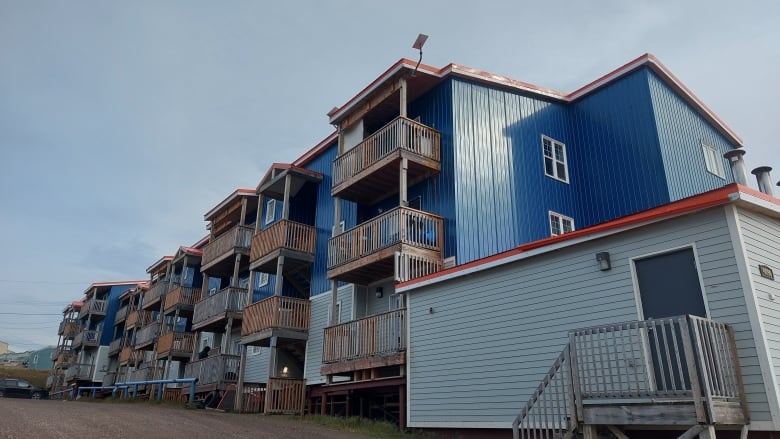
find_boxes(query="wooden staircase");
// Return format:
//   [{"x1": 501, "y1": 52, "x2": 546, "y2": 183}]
[{"x1": 513, "y1": 315, "x2": 749, "y2": 439}]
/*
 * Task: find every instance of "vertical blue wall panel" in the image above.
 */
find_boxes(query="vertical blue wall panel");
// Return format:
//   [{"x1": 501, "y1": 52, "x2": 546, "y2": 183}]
[
  {"x1": 647, "y1": 72, "x2": 736, "y2": 200},
  {"x1": 568, "y1": 68, "x2": 669, "y2": 227}
]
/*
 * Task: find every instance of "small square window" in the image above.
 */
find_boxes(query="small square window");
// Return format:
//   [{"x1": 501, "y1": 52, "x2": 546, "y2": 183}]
[
  {"x1": 542, "y1": 135, "x2": 569, "y2": 183},
  {"x1": 258, "y1": 272, "x2": 269, "y2": 287},
  {"x1": 549, "y1": 211, "x2": 575, "y2": 237},
  {"x1": 702, "y1": 143, "x2": 725, "y2": 179},
  {"x1": 264, "y1": 199, "x2": 276, "y2": 225}
]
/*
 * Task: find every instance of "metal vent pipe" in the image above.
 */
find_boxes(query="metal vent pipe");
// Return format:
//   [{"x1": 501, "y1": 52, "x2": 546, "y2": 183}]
[
  {"x1": 723, "y1": 149, "x2": 748, "y2": 185},
  {"x1": 751, "y1": 166, "x2": 775, "y2": 196}
]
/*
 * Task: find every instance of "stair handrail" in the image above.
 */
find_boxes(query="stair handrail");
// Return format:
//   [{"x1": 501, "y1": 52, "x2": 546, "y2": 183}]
[{"x1": 512, "y1": 343, "x2": 577, "y2": 439}]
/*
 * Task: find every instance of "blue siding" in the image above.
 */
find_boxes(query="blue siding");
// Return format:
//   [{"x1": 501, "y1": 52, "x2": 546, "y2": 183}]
[
  {"x1": 647, "y1": 71, "x2": 736, "y2": 200},
  {"x1": 100, "y1": 284, "x2": 134, "y2": 345},
  {"x1": 569, "y1": 68, "x2": 669, "y2": 227},
  {"x1": 451, "y1": 78, "x2": 577, "y2": 263},
  {"x1": 301, "y1": 141, "x2": 357, "y2": 296}
]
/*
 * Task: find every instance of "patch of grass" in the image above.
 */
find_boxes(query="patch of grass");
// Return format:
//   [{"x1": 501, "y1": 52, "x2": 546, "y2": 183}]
[
  {"x1": 301, "y1": 415, "x2": 432, "y2": 439},
  {"x1": 0, "y1": 366, "x2": 50, "y2": 388}
]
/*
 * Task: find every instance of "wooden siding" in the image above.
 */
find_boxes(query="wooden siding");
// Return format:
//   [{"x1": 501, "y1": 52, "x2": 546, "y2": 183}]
[
  {"x1": 304, "y1": 285, "x2": 353, "y2": 385},
  {"x1": 736, "y1": 207, "x2": 780, "y2": 411},
  {"x1": 407, "y1": 207, "x2": 770, "y2": 426},
  {"x1": 647, "y1": 71, "x2": 737, "y2": 201}
]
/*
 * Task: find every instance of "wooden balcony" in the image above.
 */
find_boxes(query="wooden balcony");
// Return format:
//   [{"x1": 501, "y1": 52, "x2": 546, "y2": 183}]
[
  {"x1": 65, "y1": 363, "x2": 93, "y2": 381},
  {"x1": 322, "y1": 309, "x2": 406, "y2": 376},
  {"x1": 266, "y1": 377, "x2": 306, "y2": 415},
  {"x1": 102, "y1": 372, "x2": 117, "y2": 386},
  {"x1": 125, "y1": 309, "x2": 153, "y2": 328},
  {"x1": 135, "y1": 322, "x2": 160, "y2": 349},
  {"x1": 108, "y1": 337, "x2": 125, "y2": 356},
  {"x1": 331, "y1": 116, "x2": 441, "y2": 204},
  {"x1": 53, "y1": 350, "x2": 75, "y2": 368},
  {"x1": 201, "y1": 225, "x2": 254, "y2": 272},
  {"x1": 164, "y1": 286, "x2": 203, "y2": 315},
  {"x1": 78, "y1": 299, "x2": 107, "y2": 319},
  {"x1": 513, "y1": 315, "x2": 749, "y2": 438},
  {"x1": 143, "y1": 280, "x2": 170, "y2": 310},
  {"x1": 156, "y1": 331, "x2": 196, "y2": 358},
  {"x1": 114, "y1": 305, "x2": 129, "y2": 325},
  {"x1": 127, "y1": 366, "x2": 152, "y2": 383},
  {"x1": 73, "y1": 329, "x2": 100, "y2": 348},
  {"x1": 183, "y1": 354, "x2": 240, "y2": 392},
  {"x1": 241, "y1": 296, "x2": 311, "y2": 346},
  {"x1": 58, "y1": 319, "x2": 80, "y2": 337},
  {"x1": 192, "y1": 286, "x2": 247, "y2": 331},
  {"x1": 119, "y1": 346, "x2": 138, "y2": 365},
  {"x1": 327, "y1": 207, "x2": 443, "y2": 284},
  {"x1": 249, "y1": 220, "x2": 316, "y2": 273}
]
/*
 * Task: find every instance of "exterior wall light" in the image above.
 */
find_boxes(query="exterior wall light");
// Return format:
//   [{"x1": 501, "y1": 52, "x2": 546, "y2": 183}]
[
  {"x1": 596, "y1": 252, "x2": 611, "y2": 271},
  {"x1": 375, "y1": 287, "x2": 384, "y2": 298}
]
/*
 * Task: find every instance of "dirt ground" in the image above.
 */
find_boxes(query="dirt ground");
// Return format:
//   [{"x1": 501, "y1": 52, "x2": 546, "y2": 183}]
[{"x1": 0, "y1": 398, "x2": 379, "y2": 439}]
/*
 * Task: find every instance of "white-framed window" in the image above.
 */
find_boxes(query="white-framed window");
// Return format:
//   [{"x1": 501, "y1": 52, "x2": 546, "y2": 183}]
[
  {"x1": 549, "y1": 211, "x2": 574, "y2": 236},
  {"x1": 258, "y1": 272, "x2": 269, "y2": 287},
  {"x1": 701, "y1": 143, "x2": 725, "y2": 178},
  {"x1": 542, "y1": 135, "x2": 569, "y2": 183},
  {"x1": 264, "y1": 199, "x2": 276, "y2": 225}
]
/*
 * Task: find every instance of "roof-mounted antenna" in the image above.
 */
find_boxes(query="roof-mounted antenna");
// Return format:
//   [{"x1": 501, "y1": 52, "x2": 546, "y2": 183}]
[{"x1": 411, "y1": 34, "x2": 429, "y2": 77}]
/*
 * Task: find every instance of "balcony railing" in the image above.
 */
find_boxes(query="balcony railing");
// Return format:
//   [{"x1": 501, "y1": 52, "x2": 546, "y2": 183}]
[
  {"x1": 201, "y1": 225, "x2": 254, "y2": 269},
  {"x1": 164, "y1": 286, "x2": 203, "y2": 313},
  {"x1": 119, "y1": 346, "x2": 137, "y2": 364},
  {"x1": 156, "y1": 331, "x2": 196, "y2": 357},
  {"x1": 192, "y1": 286, "x2": 247, "y2": 327},
  {"x1": 114, "y1": 305, "x2": 129, "y2": 324},
  {"x1": 513, "y1": 315, "x2": 749, "y2": 438},
  {"x1": 102, "y1": 372, "x2": 116, "y2": 386},
  {"x1": 108, "y1": 337, "x2": 125, "y2": 355},
  {"x1": 183, "y1": 354, "x2": 240, "y2": 387},
  {"x1": 143, "y1": 281, "x2": 170, "y2": 309},
  {"x1": 58, "y1": 319, "x2": 80, "y2": 337},
  {"x1": 332, "y1": 116, "x2": 441, "y2": 197},
  {"x1": 65, "y1": 363, "x2": 93, "y2": 381},
  {"x1": 327, "y1": 207, "x2": 443, "y2": 283},
  {"x1": 54, "y1": 350, "x2": 75, "y2": 368},
  {"x1": 73, "y1": 330, "x2": 100, "y2": 348},
  {"x1": 250, "y1": 220, "x2": 316, "y2": 269},
  {"x1": 323, "y1": 309, "x2": 406, "y2": 365},
  {"x1": 266, "y1": 378, "x2": 306, "y2": 415},
  {"x1": 135, "y1": 322, "x2": 160, "y2": 347},
  {"x1": 242, "y1": 296, "x2": 311, "y2": 339},
  {"x1": 78, "y1": 299, "x2": 107, "y2": 319},
  {"x1": 127, "y1": 366, "x2": 152, "y2": 383}
]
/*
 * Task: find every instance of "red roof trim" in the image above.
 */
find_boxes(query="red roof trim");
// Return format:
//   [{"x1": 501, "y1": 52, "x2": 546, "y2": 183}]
[
  {"x1": 178, "y1": 246, "x2": 204, "y2": 256},
  {"x1": 203, "y1": 188, "x2": 256, "y2": 220},
  {"x1": 398, "y1": 185, "x2": 742, "y2": 290},
  {"x1": 145, "y1": 255, "x2": 173, "y2": 274}
]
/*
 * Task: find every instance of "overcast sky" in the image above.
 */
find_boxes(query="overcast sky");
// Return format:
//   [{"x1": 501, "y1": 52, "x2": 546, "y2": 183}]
[{"x1": 1, "y1": 1, "x2": 777, "y2": 352}]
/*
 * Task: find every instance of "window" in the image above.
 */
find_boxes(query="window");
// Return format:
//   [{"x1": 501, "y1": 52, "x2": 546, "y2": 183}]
[
  {"x1": 549, "y1": 211, "x2": 574, "y2": 236},
  {"x1": 258, "y1": 272, "x2": 269, "y2": 287},
  {"x1": 542, "y1": 135, "x2": 569, "y2": 183},
  {"x1": 264, "y1": 199, "x2": 276, "y2": 225},
  {"x1": 327, "y1": 301, "x2": 342, "y2": 324},
  {"x1": 702, "y1": 143, "x2": 725, "y2": 178}
]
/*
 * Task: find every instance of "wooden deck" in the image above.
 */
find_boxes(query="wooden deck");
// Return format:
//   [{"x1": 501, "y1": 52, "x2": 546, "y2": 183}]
[
  {"x1": 322, "y1": 309, "x2": 406, "y2": 376},
  {"x1": 183, "y1": 354, "x2": 240, "y2": 391},
  {"x1": 265, "y1": 378, "x2": 306, "y2": 415},
  {"x1": 155, "y1": 331, "x2": 195, "y2": 358},
  {"x1": 249, "y1": 220, "x2": 316, "y2": 273},
  {"x1": 513, "y1": 315, "x2": 749, "y2": 439},
  {"x1": 241, "y1": 296, "x2": 311, "y2": 346},
  {"x1": 134, "y1": 322, "x2": 160, "y2": 349},
  {"x1": 192, "y1": 286, "x2": 247, "y2": 331},
  {"x1": 73, "y1": 329, "x2": 100, "y2": 348},
  {"x1": 78, "y1": 299, "x2": 107, "y2": 318},
  {"x1": 201, "y1": 224, "x2": 253, "y2": 271},
  {"x1": 331, "y1": 116, "x2": 441, "y2": 205},
  {"x1": 327, "y1": 207, "x2": 443, "y2": 284},
  {"x1": 58, "y1": 319, "x2": 79, "y2": 337},
  {"x1": 142, "y1": 280, "x2": 170, "y2": 310},
  {"x1": 163, "y1": 285, "x2": 202, "y2": 315}
]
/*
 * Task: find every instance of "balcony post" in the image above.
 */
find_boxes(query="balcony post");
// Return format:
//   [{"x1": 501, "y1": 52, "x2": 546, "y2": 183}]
[
  {"x1": 232, "y1": 254, "x2": 241, "y2": 287},
  {"x1": 235, "y1": 345, "x2": 248, "y2": 413},
  {"x1": 275, "y1": 256, "x2": 285, "y2": 296},
  {"x1": 239, "y1": 196, "x2": 248, "y2": 228},
  {"x1": 282, "y1": 173, "x2": 291, "y2": 220},
  {"x1": 400, "y1": 157, "x2": 408, "y2": 206},
  {"x1": 399, "y1": 77, "x2": 407, "y2": 118}
]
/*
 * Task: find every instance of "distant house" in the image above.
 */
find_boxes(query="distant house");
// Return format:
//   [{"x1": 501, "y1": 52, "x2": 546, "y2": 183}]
[{"x1": 0, "y1": 340, "x2": 8, "y2": 355}]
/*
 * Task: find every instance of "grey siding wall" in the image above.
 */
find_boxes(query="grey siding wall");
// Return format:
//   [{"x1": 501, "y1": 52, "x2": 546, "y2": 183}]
[
  {"x1": 738, "y1": 207, "x2": 780, "y2": 405},
  {"x1": 304, "y1": 284, "x2": 353, "y2": 385},
  {"x1": 407, "y1": 207, "x2": 769, "y2": 426},
  {"x1": 242, "y1": 347, "x2": 269, "y2": 384}
]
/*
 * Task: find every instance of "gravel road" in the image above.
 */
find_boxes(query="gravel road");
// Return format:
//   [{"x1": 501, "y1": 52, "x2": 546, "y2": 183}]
[{"x1": 0, "y1": 399, "x2": 377, "y2": 439}]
